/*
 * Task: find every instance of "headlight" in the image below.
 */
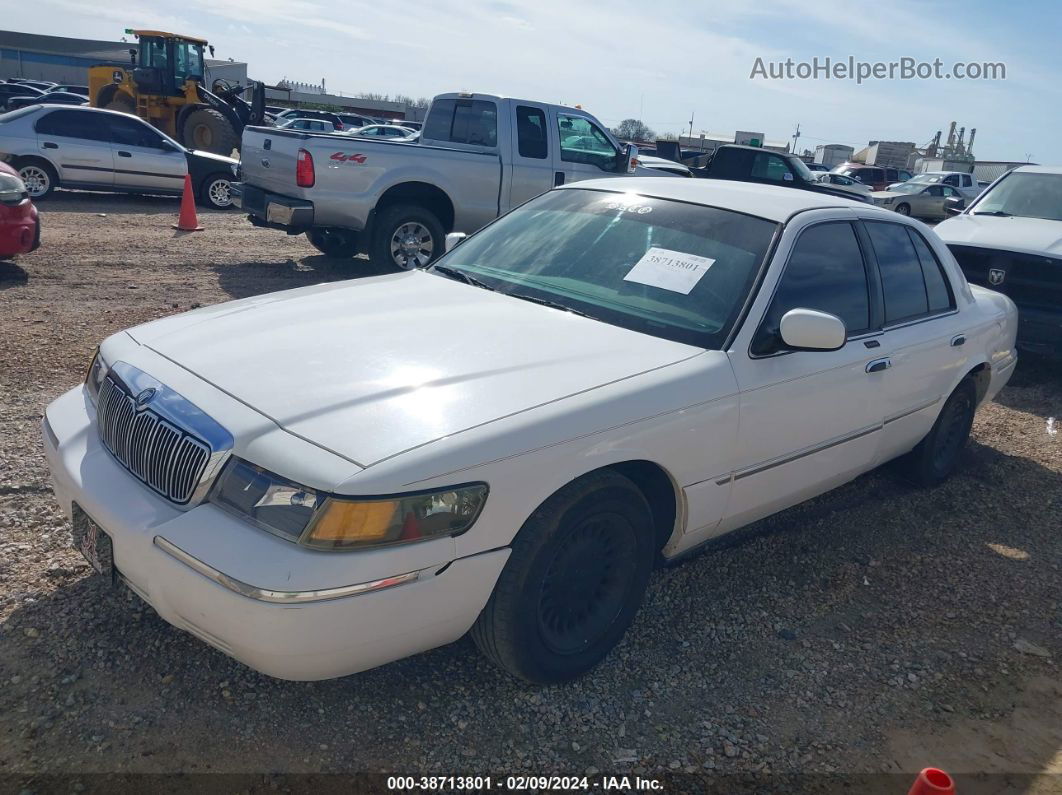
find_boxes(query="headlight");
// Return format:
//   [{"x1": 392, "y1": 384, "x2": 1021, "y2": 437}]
[
  {"x1": 85, "y1": 349, "x2": 108, "y2": 404},
  {"x1": 0, "y1": 173, "x2": 27, "y2": 205},
  {"x1": 209, "y1": 457, "x2": 487, "y2": 551}
]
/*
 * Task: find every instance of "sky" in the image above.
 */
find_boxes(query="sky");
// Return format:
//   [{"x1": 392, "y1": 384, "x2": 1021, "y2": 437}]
[{"x1": 6, "y1": 0, "x2": 1061, "y2": 161}]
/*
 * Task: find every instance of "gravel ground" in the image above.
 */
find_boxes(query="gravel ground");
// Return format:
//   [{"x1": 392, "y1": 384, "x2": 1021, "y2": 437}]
[{"x1": 1, "y1": 193, "x2": 1060, "y2": 794}]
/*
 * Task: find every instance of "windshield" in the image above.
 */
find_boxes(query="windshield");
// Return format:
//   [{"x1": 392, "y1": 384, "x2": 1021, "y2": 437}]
[
  {"x1": 971, "y1": 172, "x2": 1062, "y2": 221},
  {"x1": 173, "y1": 41, "x2": 205, "y2": 84},
  {"x1": 890, "y1": 183, "x2": 925, "y2": 194},
  {"x1": 908, "y1": 174, "x2": 942, "y2": 184},
  {"x1": 430, "y1": 188, "x2": 778, "y2": 348}
]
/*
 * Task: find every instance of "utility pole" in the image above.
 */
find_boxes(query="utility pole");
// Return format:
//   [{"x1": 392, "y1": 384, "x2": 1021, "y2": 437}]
[
  {"x1": 791, "y1": 122, "x2": 801, "y2": 154},
  {"x1": 688, "y1": 111, "x2": 695, "y2": 142}
]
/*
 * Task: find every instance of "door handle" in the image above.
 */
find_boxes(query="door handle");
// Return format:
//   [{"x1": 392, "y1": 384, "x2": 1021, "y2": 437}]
[
  {"x1": 118, "y1": 151, "x2": 132, "y2": 158},
  {"x1": 950, "y1": 334, "x2": 966, "y2": 347},
  {"x1": 554, "y1": 171, "x2": 565, "y2": 186},
  {"x1": 866, "y1": 357, "x2": 891, "y2": 374},
  {"x1": 42, "y1": 142, "x2": 58, "y2": 149}
]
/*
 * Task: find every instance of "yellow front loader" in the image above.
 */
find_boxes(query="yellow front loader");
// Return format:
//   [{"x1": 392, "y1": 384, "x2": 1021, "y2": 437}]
[{"x1": 89, "y1": 30, "x2": 265, "y2": 155}]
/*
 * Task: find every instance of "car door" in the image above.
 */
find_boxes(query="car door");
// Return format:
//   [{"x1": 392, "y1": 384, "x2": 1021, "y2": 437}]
[
  {"x1": 33, "y1": 109, "x2": 114, "y2": 187},
  {"x1": 104, "y1": 114, "x2": 187, "y2": 194},
  {"x1": 507, "y1": 103, "x2": 555, "y2": 209},
  {"x1": 859, "y1": 220, "x2": 967, "y2": 462},
  {"x1": 916, "y1": 185, "x2": 947, "y2": 217},
  {"x1": 725, "y1": 218, "x2": 885, "y2": 529},
  {"x1": 554, "y1": 111, "x2": 623, "y2": 187}
]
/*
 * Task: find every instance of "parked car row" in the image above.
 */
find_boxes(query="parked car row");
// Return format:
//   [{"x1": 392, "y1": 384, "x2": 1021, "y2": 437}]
[{"x1": 0, "y1": 78, "x2": 89, "y2": 111}]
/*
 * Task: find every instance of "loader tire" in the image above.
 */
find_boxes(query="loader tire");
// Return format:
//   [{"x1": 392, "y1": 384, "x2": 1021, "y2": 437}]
[{"x1": 183, "y1": 108, "x2": 239, "y2": 156}]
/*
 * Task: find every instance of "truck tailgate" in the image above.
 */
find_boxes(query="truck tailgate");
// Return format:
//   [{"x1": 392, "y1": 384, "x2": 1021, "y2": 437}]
[{"x1": 240, "y1": 127, "x2": 303, "y2": 197}]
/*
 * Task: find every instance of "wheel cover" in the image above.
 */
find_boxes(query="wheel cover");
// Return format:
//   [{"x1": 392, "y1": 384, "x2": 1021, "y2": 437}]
[
  {"x1": 537, "y1": 512, "x2": 639, "y2": 656},
  {"x1": 389, "y1": 221, "x2": 433, "y2": 268},
  {"x1": 933, "y1": 392, "x2": 972, "y2": 471},
  {"x1": 208, "y1": 178, "x2": 232, "y2": 207},
  {"x1": 20, "y1": 166, "x2": 48, "y2": 197},
  {"x1": 897, "y1": 204, "x2": 910, "y2": 215}
]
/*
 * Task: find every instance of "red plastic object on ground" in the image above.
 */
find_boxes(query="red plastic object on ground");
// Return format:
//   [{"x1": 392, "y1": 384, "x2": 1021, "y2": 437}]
[
  {"x1": 0, "y1": 161, "x2": 40, "y2": 259},
  {"x1": 172, "y1": 173, "x2": 203, "y2": 232},
  {"x1": 907, "y1": 767, "x2": 955, "y2": 795}
]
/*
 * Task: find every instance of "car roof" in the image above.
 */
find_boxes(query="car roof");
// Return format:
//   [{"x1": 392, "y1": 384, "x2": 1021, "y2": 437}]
[
  {"x1": 1012, "y1": 164, "x2": 1062, "y2": 175},
  {"x1": 564, "y1": 177, "x2": 885, "y2": 222}
]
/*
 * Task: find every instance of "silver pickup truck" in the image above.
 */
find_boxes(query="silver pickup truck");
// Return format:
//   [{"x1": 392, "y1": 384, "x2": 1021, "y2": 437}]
[{"x1": 232, "y1": 93, "x2": 652, "y2": 268}]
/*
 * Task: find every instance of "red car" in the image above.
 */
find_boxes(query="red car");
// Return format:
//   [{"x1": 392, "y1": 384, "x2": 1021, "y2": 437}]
[{"x1": 0, "y1": 160, "x2": 40, "y2": 259}]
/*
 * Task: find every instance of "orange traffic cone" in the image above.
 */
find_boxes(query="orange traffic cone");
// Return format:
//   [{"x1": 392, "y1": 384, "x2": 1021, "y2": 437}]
[
  {"x1": 907, "y1": 768, "x2": 955, "y2": 795},
  {"x1": 172, "y1": 173, "x2": 203, "y2": 232}
]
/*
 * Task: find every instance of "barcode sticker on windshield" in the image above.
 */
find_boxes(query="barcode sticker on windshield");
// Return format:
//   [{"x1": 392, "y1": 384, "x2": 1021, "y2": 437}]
[{"x1": 623, "y1": 248, "x2": 715, "y2": 294}]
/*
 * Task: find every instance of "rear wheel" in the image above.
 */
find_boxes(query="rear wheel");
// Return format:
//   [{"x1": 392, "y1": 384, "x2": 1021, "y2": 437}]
[
  {"x1": 17, "y1": 160, "x2": 57, "y2": 199},
  {"x1": 370, "y1": 204, "x2": 444, "y2": 270},
  {"x1": 182, "y1": 108, "x2": 239, "y2": 156},
  {"x1": 899, "y1": 379, "x2": 977, "y2": 486},
  {"x1": 306, "y1": 227, "x2": 359, "y2": 258},
  {"x1": 471, "y1": 470, "x2": 655, "y2": 683}
]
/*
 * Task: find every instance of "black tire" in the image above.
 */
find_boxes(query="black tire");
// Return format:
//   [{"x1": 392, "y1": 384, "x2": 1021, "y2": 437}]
[
  {"x1": 16, "y1": 159, "x2": 58, "y2": 200},
  {"x1": 182, "y1": 108, "x2": 239, "y2": 156},
  {"x1": 895, "y1": 202, "x2": 911, "y2": 216},
  {"x1": 198, "y1": 172, "x2": 234, "y2": 210},
  {"x1": 899, "y1": 379, "x2": 977, "y2": 487},
  {"x1": 306, "y1": 227, "x2": 360, "y2": 258},
  {"x1": 370, "y1": 203, "x2": 445, "y2": 270},
  {"x1": 472, "y1": 470, "x2": 655, "y2": 684}
]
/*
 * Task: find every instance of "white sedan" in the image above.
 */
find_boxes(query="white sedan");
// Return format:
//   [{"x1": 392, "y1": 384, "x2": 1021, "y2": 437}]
[{"x1": 42, "y1": 180, "x2": 1018, "y2": 684}]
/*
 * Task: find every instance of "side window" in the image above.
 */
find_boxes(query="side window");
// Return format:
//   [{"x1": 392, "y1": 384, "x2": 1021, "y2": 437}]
[
  {"x1": 753, "y1": 222, "x2": 870, "y2": 354},
  {"x1": 925, "y1": 186, "x2": 944, "y2": 197},
  {"x1": 943, "y1": 175, "x2": 958, "y2": 186},
  {"x1": 107, "y1": 116, "x2": 167, "y2": 148},
  {"x1": 865, "y1": 222, "x2": 929, "y2": 324},
  {"x1": 515, "y1": 105, "x2": 547, "y2": 159},
  {"x1": 35, "y1": 110, "x2": 108, "y2": 141},
  {"x1": 557, "y1": 114, "x2": 617, "y2": 169},
  {"x1": 751, "y1": 153, "x2": 792, "y2": 182},
  {"x1": 907, "y1": 229, "x2": 954, "y2": 313}
]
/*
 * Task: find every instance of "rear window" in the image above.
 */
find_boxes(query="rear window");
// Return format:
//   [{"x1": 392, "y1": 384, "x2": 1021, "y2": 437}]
[{"x1": 423, "y1": 98, "x2": 497, "y2": 147}]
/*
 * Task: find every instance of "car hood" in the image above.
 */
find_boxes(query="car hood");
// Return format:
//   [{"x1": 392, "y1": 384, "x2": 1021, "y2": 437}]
[
  {"x1": 935, "y1": 213, "x2": 1062, "y2": 258},
  {"x1": 126, "y1": 271, "x2": 701, "y2": 467}
]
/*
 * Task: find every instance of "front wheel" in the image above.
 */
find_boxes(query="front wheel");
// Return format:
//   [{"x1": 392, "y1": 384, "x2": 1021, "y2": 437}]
[
  {"x1": 17, "y1": 160, "x2": 57, "y2": 200},
  {"x1": 471, "y1": 470, "x2": 655, "y2": 684},
  {"x1": 199, "y1": 173, "x2": 234, "y2": 210},
  {"x1": 899, "y1": 378, "x2": 977, "y2": 486},
  {"x1": 895, "y1": 202, "x2": 911, "y2": 216},
  {"x1": 306, "y1": 227, "x2": 359, "y2": 258},
  {"x1": 370, "y1": 204, "x2": 444, "y2": 270}
]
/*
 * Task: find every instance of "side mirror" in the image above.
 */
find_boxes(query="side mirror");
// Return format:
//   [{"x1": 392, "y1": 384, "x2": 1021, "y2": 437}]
[
  {"x1": 444, "y1": 232, "x2": 467, "y2": 252},
  {"x1": 621, "y1": 143, "x2": 638, "y2": 174},
  {"x1": 944, "y1": 197, "x2": 965, "y2": 216},
  {"x1": 779, "y1": 308, "x2": 846, "y2": 351}
]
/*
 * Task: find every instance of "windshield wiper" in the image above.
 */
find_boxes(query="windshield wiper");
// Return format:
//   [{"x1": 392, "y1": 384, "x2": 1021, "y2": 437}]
[
  {"x1": 429, "y1": 264, "x2": 495, "y2": 290},
  {"x1": 972, "y1": 210, "x2": 1012, "y2": 217},
  {"x1": 507, "y1": 292, "x2": 595, "y2": 319}
]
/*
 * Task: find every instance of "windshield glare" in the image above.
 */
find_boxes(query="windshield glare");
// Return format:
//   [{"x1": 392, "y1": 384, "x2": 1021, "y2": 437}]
[
  {"x1": 430, "y1": 189, "x2": 778, "y2": 348},
  {"x1": 891, "y1": 183, "x2": 924, "y2": 194},
  {"x1": 972, "y1": 172, "x2": 1062, "y2": 221}
]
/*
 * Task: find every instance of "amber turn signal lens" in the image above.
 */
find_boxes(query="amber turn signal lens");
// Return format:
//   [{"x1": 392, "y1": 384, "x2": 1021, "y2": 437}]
[{"x1": 308, "y1": 500, "x2": 400, "y2": 544}]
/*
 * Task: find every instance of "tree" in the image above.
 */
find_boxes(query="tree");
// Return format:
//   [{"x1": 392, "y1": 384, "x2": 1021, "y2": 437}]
[{"x1": 612, "y1": 118, "x2": 655, "y2": 142}]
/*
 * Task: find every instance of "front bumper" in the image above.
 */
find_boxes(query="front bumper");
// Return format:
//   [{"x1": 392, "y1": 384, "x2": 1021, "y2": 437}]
[
  {"x1": 231, "y1": 182, "x2": 314, "y2": 232},
  {"x1": 41, "y1": 386, "x2": 509, "y2": 680},
  {"x1": 0, "y1": 201, "x2": 38, "y2": 256},
  {"x1": 1015, "y1": 307, "x2": 1062, "y2": 358}
]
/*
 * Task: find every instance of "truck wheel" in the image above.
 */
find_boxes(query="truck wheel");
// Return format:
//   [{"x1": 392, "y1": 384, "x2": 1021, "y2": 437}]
[
  {"x1": 371, "y1": 204, "x2": 444, "y2": 270},
  {"x1": 895, "y1": 202, "x2": 911, "y2": 216},
  {"x1": 306, "y1": 228, "x2": 359, "y2": 258},
  {"x1": 16, "y1": 159, "x2": 57, "y2": 199},
  {"x1": 182, "y1": 108, "x2": 239, "y2": 156},
  {"x1": 899, "y1": 378, "x2": 976, "y2": 487},
  {"x1": 198, "y1": 173, "x2": 234, "y2": 210},
  {"x1": 471, "y1": 470, "x2": 655, "y2": 684}
]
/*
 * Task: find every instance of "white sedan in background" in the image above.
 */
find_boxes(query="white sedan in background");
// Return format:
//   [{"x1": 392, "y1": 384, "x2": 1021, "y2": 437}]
[
  {"x1": 43, "y1": 180, "x2": 1017, "y2": 684},
  {"x1": 814, "y1": 171, "x2": 872, "y2": 198},
  {"x1": 346, "y1": 124, "x2": 418, "y2": 139}
]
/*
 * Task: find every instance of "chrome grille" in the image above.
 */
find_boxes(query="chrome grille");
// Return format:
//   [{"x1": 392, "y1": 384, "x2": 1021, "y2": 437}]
[{"x1": 96, "y1": 376, "x2": 211, "y2": 504}]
